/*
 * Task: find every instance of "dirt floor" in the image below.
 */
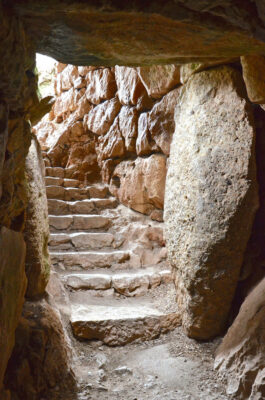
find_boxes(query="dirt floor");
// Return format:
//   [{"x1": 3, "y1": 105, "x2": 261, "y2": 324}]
[{"x1": 73, "y1": 327, "x2": 229, "y2": 400}]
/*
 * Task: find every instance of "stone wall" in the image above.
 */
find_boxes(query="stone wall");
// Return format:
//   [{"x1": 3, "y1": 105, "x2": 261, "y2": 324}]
[
  {"x1": 0, "y1": 5, "x2": 72, "y2": 398},
  {"x1": 36, "y1": 63, "x2": 181, "y2": 220}
]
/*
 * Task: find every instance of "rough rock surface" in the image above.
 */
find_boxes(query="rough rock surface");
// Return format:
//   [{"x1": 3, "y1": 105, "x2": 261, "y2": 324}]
[
  {"x1": 9, "y1": 1, "x2": 265, "y2": 66},
  {"x1": 110, "y1": 154, "x2": 167, "y2": 215},
  {"x1": 4, "y1": 299, "x2": 76, "y2": 400},
  {"x1": 215, "y1": 277, "x2": 265, "y2": 399},
  {"x1": 164, "y1": 66, "x2": 258, "y2": 339},
  {"x1": 24, "y1": 136, "x2": 50, "y2": 298},
  {"x1": 241, "y1": 55, "x2": 265, "y2": 104},
  {"x1": 137, "y1": 65, "x2": 180, "y2": 98},
  {"x1": 0, "y1": 227, "x2": 26, "y2": 393},
  {"x1": 148, "y1": 87, "x2": 181, "y2": 155},
  {"x1": 38, "y1": 63, "x2": 180, "y2": 216}
]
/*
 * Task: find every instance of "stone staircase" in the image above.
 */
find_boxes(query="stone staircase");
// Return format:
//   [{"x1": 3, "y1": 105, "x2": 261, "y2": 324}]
[{"x1": 45, "y1": 163, "x2": 180, "y2": 346}]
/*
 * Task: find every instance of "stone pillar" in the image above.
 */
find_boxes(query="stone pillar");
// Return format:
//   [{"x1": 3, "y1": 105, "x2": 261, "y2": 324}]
[{"x1": 164, "y1": 66, "x2": 258, "y2": 339}]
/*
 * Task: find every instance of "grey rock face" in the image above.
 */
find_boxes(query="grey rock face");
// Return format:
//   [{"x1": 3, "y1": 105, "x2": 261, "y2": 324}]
[{"x1": 164, "y1": 66, "x2": 258, "y2": 339}]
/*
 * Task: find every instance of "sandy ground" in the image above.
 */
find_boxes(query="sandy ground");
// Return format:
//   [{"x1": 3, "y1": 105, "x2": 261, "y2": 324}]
[{"x1": 73, "y1": 327, "x2": 229, "y2": 400}]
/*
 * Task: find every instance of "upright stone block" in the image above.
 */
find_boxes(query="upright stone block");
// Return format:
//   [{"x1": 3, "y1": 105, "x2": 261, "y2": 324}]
[{"x1": 164, "y1": 66, "x2": 258, "y2": 339}]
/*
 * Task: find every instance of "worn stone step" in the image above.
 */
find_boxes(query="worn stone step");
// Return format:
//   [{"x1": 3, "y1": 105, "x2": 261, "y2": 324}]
[
  {"x1": 70, "y1": 301, "x2": 181, "y2": 345},
  {"x1": 63, "y1": 178, "x2": 80, "y2": 188},
  {"x1": 46, "y1": 185, "x2": 109, "y2": 201},
  {"x1": 48, "y1": 198, "x2": 118, "y2": 215},
  {"x1": 45, "y1": 176, "x2": 64, "y2": 186},
  {"x1": 45, "y1": 167, "x2": 65, "y2": 178},
  {"x1": 49, "y1": 232, "x2": 115, "y2": 250},
  {"x1": 64, "y1": 268, "x2": 173, "y2": 296},
  {"x1": 50, "y1": 250, "x2": 130, "y2": 269},
  {"x1": 49, "y1": 214, "x2": 110, "y2": 230}
]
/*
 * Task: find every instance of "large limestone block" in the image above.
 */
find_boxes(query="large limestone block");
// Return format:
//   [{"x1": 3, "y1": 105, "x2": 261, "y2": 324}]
[
  {"x1": 85, "y1": 68, "x2": 116, "y2": 105},
  {"x1": 53, "y1": 87, "x2": 82, "y2": 120},
  {"x1": 60, "y1": 65, "x2": 79, "y2": 91},
  {"x1": 24, "y1": 136, "x2": 50, "y2": 298},
  {"x1": 118, "y1": 106, "x2": 138, "y2": 152},
  {"x1": 179, "y1": 58, "x2": 237, "y2": 84},
  {"x1": 241, "y1": 55, "x2": 265, "y2": 104},
  {"x1": 4, "y1": 299, "x2": 76, "y2": 400},
  {"x1": 115, "y1": 66, "x2": 147, "y2": 106},
  {"x1": 148, "y1": 87, "x2": 181, "y2": 155},
  {"x1": 137, "y1": 65, "x2": 180, "y2": 98},
  {"x1": 96, "y1": 117, "x2": 125, "y2": 163},
  {"x1": 164, "y1": 66, "x2": 258, "y2": 339},
  {"x1": 215, "y1": 277, "x2": 265, "y2": 399},
  {"x1": 0, "y1": 227, "x2": 26, "y2": 392},
  {"x1": 110, "y1": 154, "x2": 167, "y2": 215},
  {"x1": 84, "y1": 97, "x2": 121, "y2": 136}
]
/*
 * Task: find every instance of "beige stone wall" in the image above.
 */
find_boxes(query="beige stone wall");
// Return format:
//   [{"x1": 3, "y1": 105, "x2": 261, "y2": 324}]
[{"x1": 37, "y1": 63, "x2": 181, "y2": 220}]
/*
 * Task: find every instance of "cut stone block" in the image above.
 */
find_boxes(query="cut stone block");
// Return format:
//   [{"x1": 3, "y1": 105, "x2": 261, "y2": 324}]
[
  {"x1": 70, "y1": 232, "x2": 114, "y2": 249},
  {"x1": 45, "y1": 167, "x2": 65, "y2": 178},
  {"x1": 46, "y1": 185, "x2": 65, "y2": 200},
  {"x1": 45, "y1": 176, "x2": 64, "y2": 186},
  {"x1": 63, "y1": 178, "x2": 80, "y2": 188},
  {"x1": 70, "y1": 302, "x2": 181, "y2": 345},
  {"x1": 48, "y1": 199, "x2": 69, "y2": 215},
  {"x1": 49, "y1": 215, "x2": 73, "y2": 230},
  {"x1": 50, "y1": 250, "x2": 130, "y2": 269},
  {"x1": 71, "y1": 215, "x2": 110, "y2": 230},
  {"x1": 66, "y1": 273, "x2": 112, "y2": 290}
]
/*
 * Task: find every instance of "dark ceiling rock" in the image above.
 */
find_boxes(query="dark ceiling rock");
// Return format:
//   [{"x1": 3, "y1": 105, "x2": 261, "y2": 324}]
[{"x1": 4, "y1": 0, "x2": 265, "y2": 66}]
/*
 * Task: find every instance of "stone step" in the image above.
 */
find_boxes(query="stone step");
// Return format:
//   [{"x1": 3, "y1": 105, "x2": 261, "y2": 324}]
[
  {"x1": 63, "y1": 178, "x2": 80, "y2": 188},
  {"x1": 45, "y1": 176, "x2": 64, "y2": 186},
  {"x1": 46, "y1": 185, "x2": 109, "y2": 201},
  {"x1": 49, "y1": 232, "x2": 115, "y2": 250},
  {"x1": 70, "y1": 300, "x2": 181, "y2": 345},
  {"x1": 49, "y1": 214, "x2": 110, "y2": 231},
  {"x1": 45, "y1": 176, "x2": 80, "y2": 188},
  {"x1": 50, "y1": 250, "x2": 130, "y2": 269},
  {"x1": 45, "y1": 167, "x2": 65, "y2": 178},
  {"x1": 64, "y1": 268, "x2": 173, "y2": 296},
  {"x1": 48, "y1": 198, "x2": 118, "y2": 215}
]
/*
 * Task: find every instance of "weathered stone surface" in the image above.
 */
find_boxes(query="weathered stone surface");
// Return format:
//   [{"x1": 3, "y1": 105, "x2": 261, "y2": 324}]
[
  {"x1": 119, "y1": 106, "x2": 138, "y2": 152},
  {"x1": 66, "y1": 273, "x2": 112, "y2": 290},
  {"x1": 70, "y1": 232, "x2": 114, "y2": 249},
  {"x1": 215, "y1": 277, "x2": 265, "y2": 399},
  {"x1": 97, "y1": 117, "x2": 125, "y2": 163},
  {"x1": 85, "y1": 68, "x2": 116, "y2": 104},
  {"x1": 46, "y1": 185, "x2": 66, "y2": 200},
  {"x1": 70, "y1": 302, "x2": 181, "y2": 345},
  {"x1": 49, "y1": 214, "x2": 110, "y2": 231},
  {"x1": 60, "y1": 65, "x2": 78, "y2": 91},
  {"x1": 0, "y1": 102, "x2": 8, "y2": 200},
  {"x1": 24, "y1": 136, "x2": 50, "y2": 297},
  {"x1": 0, "y1": 227, "x2": 26, "y2": 393},
  {"x1": 148, "y1": 87, "x2": 181, "y2": 155},
  {"x1": 4, "y1": 299, "x2": 76, "y2": 400},
  {"x1": 137, "y1": 65, "x2": 180, "y2": 98},
  {"x1": 50, "y1": 250, "x2": 130, "y2": 269},
  {"x1": 241, "y1": 55, "x2": 265, "y2": 103},
  {"x1": 84, "y1": 97, "x2": 121, "y2": 136},
  {"x1": 136, "y1": 112, "x2": 159, "y2": 156},
  {"x1": 0, "y1": 116, "x2": 31, "y2": 229},
  {"x1": 164, "y1": 66, "x2": 258, "y2": 339},
  {"x1": 45, "y1": 176, "x2": 64, "y2": 186},
  {"x1": 45, "y1": 167, "x2": 65, "y2": 178},
  {"x1": 112, "y1": 273, "x2": 150, "y2": 296},
  {"x1": 53, "y1": 88, "x2": 81, "y2": 120},
  {"x1": 110, "y1": 154, "x2": 167, "y2": 215},
  {"x1": 115, "y1": 67, "x2": 146, "y2": 105},
  {"x1": 180, "y1": 59, "x2": 237, "y2": 84},
  {"x1": 12, "y1": 1, "x2": 265, "y2": 67}
]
